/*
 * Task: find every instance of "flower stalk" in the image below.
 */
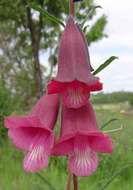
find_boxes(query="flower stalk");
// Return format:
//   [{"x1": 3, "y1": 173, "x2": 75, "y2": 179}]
[
  {"x1": 103, "y1": 125, "x2": 123, "y2": 133},
  {"x1": 73, "y1": 174, "x2": 78, "y2": 190},
  {"x1": 69, "y1": 0, "x2": 75, "y2": 16},
  {"x1": 65, "y1": 170, "x2": 72, "y2": 190}
]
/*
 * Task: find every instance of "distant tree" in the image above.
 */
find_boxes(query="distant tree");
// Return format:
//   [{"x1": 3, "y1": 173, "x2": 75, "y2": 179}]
[{"x1": 0, "y1": 0, "x2": 107, "y2": 101}]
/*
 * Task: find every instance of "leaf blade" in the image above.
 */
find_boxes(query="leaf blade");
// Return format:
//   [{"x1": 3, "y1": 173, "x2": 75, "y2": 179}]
[
  {"x1": 36, "y1": 173, "x2": 57, "y2": 190},
  {"x1": 29, "y1": 3, "x2": 65, "y2": 27},
  {"x1": 93, "y1": 56, "x2": 118, "y2": 75},
  {"x1": 101, "y1": 118, "x2": 118, "y2": 130}
]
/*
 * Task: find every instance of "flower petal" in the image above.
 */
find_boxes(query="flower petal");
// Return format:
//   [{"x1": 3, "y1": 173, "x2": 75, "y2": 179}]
[
  {"x1": 8, "y1": 127, "x2": 41, "y2": 150},
  {"x1": 62, "y1": 87, "x2": 89, "y2": 108},
  {"x1": 6, "y1": 116, "x2": 52, "y2": 150},
  {"x1": 5, "y1": 116, "x2": 44, "y2": 129},
  {"x1": 52, "y1": 137, "x2": 74, "y2": 156},
  {"x1": 68, "y1": 136, "x2": 98, "y2": 176},
  {"x1": 89, "y1": 134, "x2": 113, "y2": 153},
  {"x1": 55, "y1": 16, "x2": 102, "y2": 90},
  {"x1": 24, "y1": 132, "x2": 54, "y2": 172}
]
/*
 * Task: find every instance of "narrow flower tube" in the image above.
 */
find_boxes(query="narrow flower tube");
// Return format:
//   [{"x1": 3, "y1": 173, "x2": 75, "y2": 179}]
[
  {"x1": 52, "y1": 102, "x2": 113, "y2": 176},
  {"x1": 5, "y1": 94, "x2": 59, "y2": 172},
  {"x1": 48, "y1": 16, "x2": 102, "y2": 108}
]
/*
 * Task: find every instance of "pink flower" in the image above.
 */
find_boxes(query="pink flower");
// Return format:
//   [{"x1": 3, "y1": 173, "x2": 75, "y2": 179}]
[
  {"x1": 52, "y1": 102, "x2": 113, "y2": 176},
  {"x1": 5, "y1": 94, "x2": 59, "y2": 172},
  {"x1": 76, "y1": 23, "x2": 94, "y2": 72},
  {"x1": 48, "y1": 16, "x2": 102, "y2": 108}
]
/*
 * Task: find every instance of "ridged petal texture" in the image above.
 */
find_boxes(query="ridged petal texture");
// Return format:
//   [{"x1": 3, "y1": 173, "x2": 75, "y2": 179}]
[
  {"x1": 69, "y1": 135, "x2": 98, "y2": 176},
  {"x1": 23, "y1": 131, "x2": 53, "y2": 172},
  {"x1": 5, "y1": 94, "x2": 59, "y2": 172},
  {"x1": 62, "y1": 81, "x2": 90, "y2": 108}
]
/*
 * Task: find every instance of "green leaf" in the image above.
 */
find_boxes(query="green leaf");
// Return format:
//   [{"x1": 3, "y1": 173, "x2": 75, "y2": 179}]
[
  {"x1": 98, "y1": 163, "x2": 133, "y2": 190},
  {"x1": 29, "y1": 3, "x2": 65, "y2": 27},
  {"x1": 83, "y1": 25, "x2": 89, "y2": 33},
  {"x1": 86, "y1": 15, "x2": 107, "y2": 44},
  {"x1": 36, "y1": 173, "x2": 56, "y2": 190},
  {"x1": 100, "y1": 118, "x2": 118, "y2": 130},
  {"x1": 93, "y1": 56, "x2": 118, "y2": 75}
]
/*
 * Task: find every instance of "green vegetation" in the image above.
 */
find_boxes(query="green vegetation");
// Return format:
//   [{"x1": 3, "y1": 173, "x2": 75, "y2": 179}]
[
  {"x1": 92, "y1": 92, "x2": 133, "y2": 106},
  {"x1": 0, "y1": 104, "x2": 133, "y2": 190}
]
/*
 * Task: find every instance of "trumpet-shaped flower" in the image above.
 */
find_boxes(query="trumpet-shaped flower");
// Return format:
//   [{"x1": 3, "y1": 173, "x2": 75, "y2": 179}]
[
  {"x1": 48, "y1": 16, "x2": 102, "y2": 108},
  {"x1": 52, "y1": 102, "x2": 113, "y2": 176},
  {"x1": 5, "y1": 94, "x2": 59, "y2": 172}
]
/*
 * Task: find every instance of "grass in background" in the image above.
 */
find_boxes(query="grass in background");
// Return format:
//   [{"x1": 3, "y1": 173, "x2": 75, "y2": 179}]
[
  {"x1": 0, "y1": 105, "x2": 133, "y2": 190},
  {"x1": 91, "y1": 92, "x2": 133, "y2": 106}
]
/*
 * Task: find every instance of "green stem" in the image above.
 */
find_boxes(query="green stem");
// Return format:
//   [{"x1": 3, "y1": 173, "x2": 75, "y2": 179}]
[
  {"x1": 101, "y1": 118, "x2": 118, "y2": 130},
  {"x1": 65, "y1": 171, "x2": 72, "y2": 190}
]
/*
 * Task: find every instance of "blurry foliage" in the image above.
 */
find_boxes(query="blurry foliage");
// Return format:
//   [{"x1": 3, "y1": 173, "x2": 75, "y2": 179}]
[
  {"x1": 0, "y1": 82, "x2": 14, "y2": 138},
  {"x1": 86, "y1": 15, "x2": 107, "y2": 44},
  {"x1": 91, "y1": 92, "x2": 133, "y2": 106}
]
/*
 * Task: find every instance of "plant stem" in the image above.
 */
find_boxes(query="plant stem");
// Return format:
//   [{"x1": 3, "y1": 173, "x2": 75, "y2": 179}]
[
  {"x1": 65, "y1": 170, "x2": 72, "y2": 190},
  {"x1": 103, "y1": 125, "x2": 123, "y2": 133},
  {"x1": 73, "y1": 174, "x2": 78, "y2": 190},
  {"x1": 69, "y1": 0, "x2": 75, "y2": 16}
]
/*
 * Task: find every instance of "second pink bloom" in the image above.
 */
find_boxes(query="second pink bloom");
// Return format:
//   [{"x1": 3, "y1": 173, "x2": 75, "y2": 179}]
[
  {"x1": 5, "y1": 94, "x2": 59, "y2": 172},
  {"x1": 53, "y1": 102, "x2": 113, "y2": 176}
]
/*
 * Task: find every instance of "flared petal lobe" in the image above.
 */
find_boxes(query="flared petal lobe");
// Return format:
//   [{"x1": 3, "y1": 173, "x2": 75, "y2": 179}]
[
  {"x1": 5, "y1": 94, "x2": 59, "y2": 172},
  {"x1": 23, "y1": 131, "x2": 54, "y2": 172},
  {"x1": 69, "y1": 136, "x2": 98, "y2": 176},
  {"x1": 48, "y1": 16, "x2": 102, "y2": 108}
]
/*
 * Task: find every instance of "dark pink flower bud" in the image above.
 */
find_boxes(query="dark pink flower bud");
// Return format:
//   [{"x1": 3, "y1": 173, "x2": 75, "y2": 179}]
[
  {"x1": 48, "y1": 16, "x2": 102, "y2": 108},
  {"x1": 5, "y1": 94, "x2": 59, "y2": 172}
]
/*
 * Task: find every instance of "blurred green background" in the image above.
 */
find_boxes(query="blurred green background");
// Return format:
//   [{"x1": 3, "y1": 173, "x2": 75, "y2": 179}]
[{"x1": 0, "y1": 0, "x2": 132, "y2": 190}]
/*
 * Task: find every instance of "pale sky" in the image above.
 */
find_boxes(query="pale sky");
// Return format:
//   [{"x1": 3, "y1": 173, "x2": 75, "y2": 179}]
[
  {"x1": 40, "y1": 0, "x2": 133, "y2": 92},
  {"x1": 90, "y1": 0, "x2": 133, "y2": 92}
]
